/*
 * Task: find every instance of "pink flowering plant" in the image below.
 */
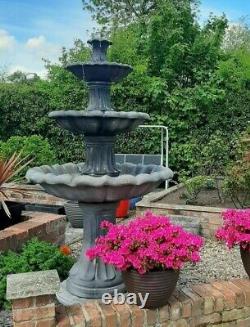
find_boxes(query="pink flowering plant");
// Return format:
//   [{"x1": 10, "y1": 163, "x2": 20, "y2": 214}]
[
  {"x1": 86, "y1": 211, "x2": 204, "y2": 274},
  {"x1": 216, "y1": 209, "x2": 250, "y2": 251}
]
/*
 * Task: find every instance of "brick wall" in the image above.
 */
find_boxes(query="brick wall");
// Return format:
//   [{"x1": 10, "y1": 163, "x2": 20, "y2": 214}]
[
  {"x1": 7, "y1": 270, "x2": 60, "y2": 327},
  {"x1": 0, "y1": 212, "x2": 66, "y2": 252},
  {"x1": 7, "y1": 272, "x2": 250, "y2": 326},
  {"x1": 2, "y1": 183, "x2": 66, "y2": 207},
  {"x1": 56, "y1": 279, "x2": 250, "y2": 327},
  {"x1": 136, "y1": 183, "x2": 225, "y2": 239},
  {"x1": 137, "y1": 206, "x2": 222, "y2": 239}
]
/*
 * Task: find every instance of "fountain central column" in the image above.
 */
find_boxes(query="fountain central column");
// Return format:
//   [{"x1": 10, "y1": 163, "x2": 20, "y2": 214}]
[
  {"x1": 81, "y1": 136, "x2": 119, "y2": 176},
  {"x1": 65, "y1": 202, "x2": 124, "y2": 299},
  {"x1": 87, "y1": 82, "x2": 112, "y2": 111}
]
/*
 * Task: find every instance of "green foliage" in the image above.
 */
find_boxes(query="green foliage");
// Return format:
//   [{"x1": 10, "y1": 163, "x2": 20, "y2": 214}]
[
  {"x1": 0, "y1": 136, "x2": 56, "y2": 176},
  {"x1": 82, "y1": 0, "x2": 158, "y2": 25},
  {"x1": 182, "y1": 175, "x2": 215, "y2": 204},
  {"x1": 20, "y1": 238, "x2": 75, "y2": 279},
  {"x1": 82, "y1": 0, "x2": 198, "y2": 27},
  {"x1": 7, "y1": 71, "x2": 40, "y2": 84},
  {"x1": 195, "y1": 132, "x2": 238, "y2": 176},
  {"x1": 223, "y1": 128, "x2": 250, "y2": 208},
  {"x1": 0, "y1": 238, "x2": 75, "y2": 309},
  {"x1": 0, "y1": 1, "x2": 249, "y2": 178},
  {"x1": 0, "y1": 64, "x2": 86, "y2": 164}
]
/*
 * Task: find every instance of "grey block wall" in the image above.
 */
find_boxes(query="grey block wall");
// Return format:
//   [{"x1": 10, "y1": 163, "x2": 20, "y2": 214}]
[{"x1": 115, "y1": 154, "x2": 162, "y2": 166}]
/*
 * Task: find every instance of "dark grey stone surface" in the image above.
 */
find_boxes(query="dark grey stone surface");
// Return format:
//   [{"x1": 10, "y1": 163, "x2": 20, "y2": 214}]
[{"x1": 49, "y1": 110, "x2": 149, "y2": 136}]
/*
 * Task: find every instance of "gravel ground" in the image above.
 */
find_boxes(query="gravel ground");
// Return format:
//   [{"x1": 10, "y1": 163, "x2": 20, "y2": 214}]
[
  {"x1": 0, "y1": 310, "x2": 12, "y2": 327},
  {"x1": 177, "y1": 239, "x2": 247, "y2": 289},
  {"x1": 70, "y1": 238, "x2": 248, "y2": 287}
]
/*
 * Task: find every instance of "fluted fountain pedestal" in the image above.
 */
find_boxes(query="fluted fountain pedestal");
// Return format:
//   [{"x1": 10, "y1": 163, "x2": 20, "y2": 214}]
[{"x1": 57, "y1": 202, "x2": 124, "y2": 305}]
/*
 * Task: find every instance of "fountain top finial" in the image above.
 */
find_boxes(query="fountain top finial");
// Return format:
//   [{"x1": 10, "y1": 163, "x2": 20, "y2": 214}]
[{"x1": 87, "y1": 36, "x2": 112, "y2": 62}]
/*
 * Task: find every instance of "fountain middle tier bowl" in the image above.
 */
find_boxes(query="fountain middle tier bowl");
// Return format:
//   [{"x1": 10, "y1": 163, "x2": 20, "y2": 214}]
[
  {"x1": 49, "y1": 111, "x2": 150, "y2": 136},
  {"x1": 66, "y1": 62, "x2": 133, "y2": 83},
  {"x1": 26, "y1": 163, "x2": 173, "y2": 202}
]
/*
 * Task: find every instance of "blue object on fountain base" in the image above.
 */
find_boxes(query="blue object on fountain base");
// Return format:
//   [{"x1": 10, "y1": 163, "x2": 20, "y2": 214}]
[{"x1": 129, "y1": 197, "x2": 142, "y2": 210}]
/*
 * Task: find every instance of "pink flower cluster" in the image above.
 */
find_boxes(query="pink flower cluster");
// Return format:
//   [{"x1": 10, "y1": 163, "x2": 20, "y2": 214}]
[
  {"x1": 216, "y1": 209, "x2": 250, "y2": 251},
  {"x1": 86, "y1": 211, "x2": 204, "y2": 274}
]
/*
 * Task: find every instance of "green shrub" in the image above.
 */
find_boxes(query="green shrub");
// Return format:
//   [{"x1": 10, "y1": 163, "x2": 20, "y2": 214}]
[
  {"x1": 223, "y1": 128, "x2": 250, "y2": 208},
  {"x1": 0, "y1": 135, "x2": 56, "y2": 178},
  {"x1": 0, "y1": 238, "x2": 75, "y2": 309},
  {"x1": 182, "y1": 175, "x2": 216, "y2": 204}
]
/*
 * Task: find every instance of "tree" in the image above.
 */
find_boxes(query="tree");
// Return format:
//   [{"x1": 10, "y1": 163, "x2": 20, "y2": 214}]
[
  {"x1": 82, "y1": 0, "x2": 157, "y2": 25},
  {"x1": 7, "y1": 71, "x2": 40, "y2": 84},
  {"x1": 82, "y1": 0, "x2": 198, "y2": 26},
  {"x1": 223, "y1": 21, "x2": 250, "y2": 52}
]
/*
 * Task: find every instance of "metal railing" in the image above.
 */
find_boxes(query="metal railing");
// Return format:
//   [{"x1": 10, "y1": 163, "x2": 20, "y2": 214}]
[{"x1": 139, "y1": 125, "x2": 169, "y2": 188}]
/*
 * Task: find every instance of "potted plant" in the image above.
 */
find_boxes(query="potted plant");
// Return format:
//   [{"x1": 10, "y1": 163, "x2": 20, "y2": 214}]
[
  {"x1": 216, "y1": 209, "x2": 250, "y2": 278},
  {"x1": 64, "y1": 201, "x2": 83, "y2": 228},
  {"x1": 86, "y1": 211, "x2": 203, "y2": 308},
  {"x1": 0, "y1": 152, "x2": 32, "y2": 230}
]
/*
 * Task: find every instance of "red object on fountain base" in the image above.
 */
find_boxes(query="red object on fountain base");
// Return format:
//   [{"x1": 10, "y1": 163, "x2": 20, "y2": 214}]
[{"x1": 116, "y1": 200, "x2": 129, "y2": 218}]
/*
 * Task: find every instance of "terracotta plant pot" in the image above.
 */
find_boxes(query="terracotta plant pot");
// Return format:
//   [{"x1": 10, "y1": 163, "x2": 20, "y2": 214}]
[
  {"x1": 64, "y1": 201, "x2": 83, "y2": 228},
  {"x1": 240, "y1": 247, "x2": 250, "y2": 278},
  {"x1": 122, "y1": 269, "x2": 179, "y2": 309}
]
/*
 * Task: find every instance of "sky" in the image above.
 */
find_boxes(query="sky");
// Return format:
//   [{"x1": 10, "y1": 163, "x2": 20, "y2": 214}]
[{"x1": 0, "y1": 0, "x2": 249, "y2": 78}]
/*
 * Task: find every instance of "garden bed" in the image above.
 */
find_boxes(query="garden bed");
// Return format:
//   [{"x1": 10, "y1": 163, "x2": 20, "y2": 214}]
[
  {"x1": 136, "y1": 185, "x2": 232, "y2": 238},
  {"x1": 157, "y1": 184, "x2": 237, "y2": 208},
  {"x1": 2, "y1": 183, "x2": 66, "y2": 213}
]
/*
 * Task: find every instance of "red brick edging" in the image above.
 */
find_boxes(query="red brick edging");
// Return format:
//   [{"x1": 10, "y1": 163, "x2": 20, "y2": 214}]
[
  {"x1": 0, "y1": 212, "x2": 66, "y2": 252},
  {"x1": 54, "y1": 279, "x2": 250, "y2": 327},
  {"x1": 7, "y1": 272, "x2": 250, "y2": 327}
]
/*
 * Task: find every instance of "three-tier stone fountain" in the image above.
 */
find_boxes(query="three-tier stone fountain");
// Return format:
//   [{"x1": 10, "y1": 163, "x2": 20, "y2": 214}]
[{"x1": 26, "y1": 37, "x2": 173, "y2": 305}]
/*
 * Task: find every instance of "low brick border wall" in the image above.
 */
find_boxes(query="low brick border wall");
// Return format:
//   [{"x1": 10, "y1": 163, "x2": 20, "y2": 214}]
[
  {"x1": 56, "y1": 279, "x2": 250, "y2": 326},
  {"x1": 137, "y1": 184, "x2": 224, "y2": 239},
  {"x1": 7, "y1": 270, "x2": 250, "y2": 327},
  {"x1": 7, "y1": 270, "x2": 60, "y2": 327},
  {"x1": 2, "y1": 183, "x2": 66, "y2": 207},
  {"x1": 0, "y1": 211, "x2": 66, "y2": 252}
]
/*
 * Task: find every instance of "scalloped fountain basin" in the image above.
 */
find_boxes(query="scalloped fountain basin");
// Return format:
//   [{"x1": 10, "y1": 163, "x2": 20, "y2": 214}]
[
  {"x1": 26, "y1": 162, "x2": 173, "y2": 203},
  {"x1": 49, "y1": 111, "x2": 150, "y2": 136},
  {"x1": 66, "y1": 63, "x2": 132, "y2": 83}
]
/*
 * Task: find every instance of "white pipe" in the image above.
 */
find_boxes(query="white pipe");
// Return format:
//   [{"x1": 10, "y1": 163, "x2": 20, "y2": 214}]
[{"x1": 139, "y1": 125, "x2": 169, "y2": 189}]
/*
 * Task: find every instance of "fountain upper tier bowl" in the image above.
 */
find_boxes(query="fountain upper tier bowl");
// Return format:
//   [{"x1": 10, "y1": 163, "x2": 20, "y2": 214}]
[
  {"x1": 26, "y1": 162, "x2": 173, "y2": 203},
  {"x1": 66, "y1": 62, "x2": 132, "y2": 83},
  {"x1": 49, "y1": 110, "x2": 150, "y2": 136}
]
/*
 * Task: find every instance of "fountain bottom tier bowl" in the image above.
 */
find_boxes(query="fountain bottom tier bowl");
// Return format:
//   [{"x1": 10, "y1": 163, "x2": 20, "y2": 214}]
[
  {"x1": 26, "y1": 162, "x2": 173, "y2": 202},
  {"x1": 26, "y1": 162, "x2": 173, "y2": 304}
]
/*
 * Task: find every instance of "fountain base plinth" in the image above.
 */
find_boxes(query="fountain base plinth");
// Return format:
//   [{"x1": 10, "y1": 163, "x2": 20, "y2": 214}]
[
  {"x1": 56, "y1": 202, "x2": 125, "y2": 305},
  {"x1": 56, "y1": 279, "x2": 125, "y2": 306}
]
